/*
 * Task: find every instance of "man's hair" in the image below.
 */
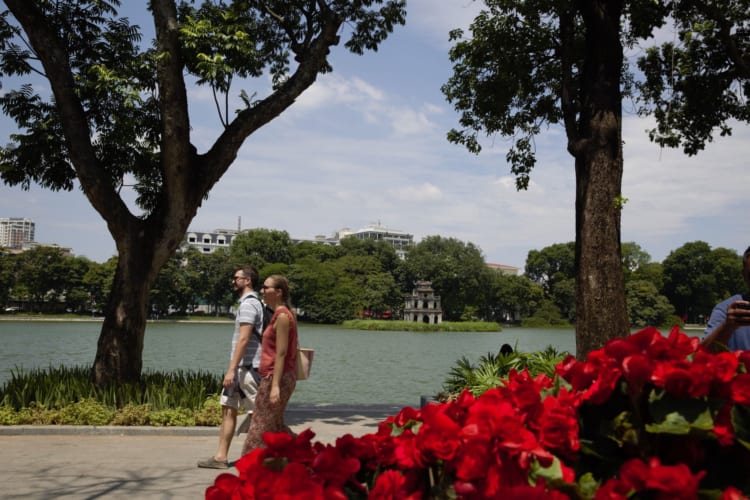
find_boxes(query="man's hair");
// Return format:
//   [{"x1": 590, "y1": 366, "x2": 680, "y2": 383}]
[{"x1": 239, "y1": 266, "x2": 260, "y2": 290}]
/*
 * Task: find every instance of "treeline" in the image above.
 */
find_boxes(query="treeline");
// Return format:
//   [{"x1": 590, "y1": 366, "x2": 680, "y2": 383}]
[{"x1": 0, "y1": 231, "x2": 743, "y2": 326}]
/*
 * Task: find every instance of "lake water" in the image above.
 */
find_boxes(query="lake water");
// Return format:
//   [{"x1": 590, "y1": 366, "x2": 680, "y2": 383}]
[{"x1": 0, "y1": 320, "x2": 580, "y2": 405}]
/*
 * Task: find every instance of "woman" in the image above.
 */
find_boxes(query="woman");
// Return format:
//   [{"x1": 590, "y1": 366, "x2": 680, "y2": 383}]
[{"x1": 241, "y1": 274, "x2": 298, "y2": 455}]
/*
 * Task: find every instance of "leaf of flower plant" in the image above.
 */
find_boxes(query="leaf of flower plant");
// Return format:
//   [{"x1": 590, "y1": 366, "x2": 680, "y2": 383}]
[
  {"x1": 646, "y1": 407, "x2": 714, "y2": 435},
  {"x1": 730, "y1": 404, "x2": 750, "y2": 450},
  {"x1": 648, "y1": 390, "x2": 714, "y2": 433}
]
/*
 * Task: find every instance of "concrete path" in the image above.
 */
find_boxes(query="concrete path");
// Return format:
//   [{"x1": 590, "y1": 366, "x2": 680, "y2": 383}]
[{"x1": 0, "y1": 404, "x2": 405, "y2": 500}]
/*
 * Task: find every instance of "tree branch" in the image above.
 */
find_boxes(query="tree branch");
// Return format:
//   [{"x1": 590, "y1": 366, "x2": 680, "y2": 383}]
[{"x1": 3, "y1": 0, "x2": 134, "y2": 232}]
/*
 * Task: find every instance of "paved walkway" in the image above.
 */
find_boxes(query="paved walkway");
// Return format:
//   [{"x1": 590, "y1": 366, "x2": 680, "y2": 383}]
[{"x1": 0, "y1": 404, "x2": 405, "y2": 500}]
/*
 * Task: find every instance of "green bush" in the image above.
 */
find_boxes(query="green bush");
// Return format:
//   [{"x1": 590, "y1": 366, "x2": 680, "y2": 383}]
[
  {"x1": 441, "y1": 345, "x2": 569, "y2": 397},
  {"x1": 56, "y1": 399, "x2": 114, "y2": 425},
  {"x1": 148, "y1": 408, "x2": 195, "y2": 426},
  {"x1": 0, "y1": 366, "x2": 224, "y2": 426},
  {"x1": 111, "y1": 404, "x2": 152, "y2": 426}
]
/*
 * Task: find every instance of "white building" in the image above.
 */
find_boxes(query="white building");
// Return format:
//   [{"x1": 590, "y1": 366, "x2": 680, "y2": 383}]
[
  {"x1": 0, "y1": 217, "x2": 35, "y2": 249},
  {"x1": 183, "y1": 228, "x2": 237, "y2": 254},
  {"x1": 486, "y1": 262, "x2": 520, "y2": 276},
  {"x1": 336, "y1": 222, "x2": 414, "y2": 259}
]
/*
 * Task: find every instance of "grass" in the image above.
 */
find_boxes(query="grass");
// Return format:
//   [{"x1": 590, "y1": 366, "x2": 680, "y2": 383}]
[{"x1": 340, "y1": 319, "x2": 501, "y2": 332}]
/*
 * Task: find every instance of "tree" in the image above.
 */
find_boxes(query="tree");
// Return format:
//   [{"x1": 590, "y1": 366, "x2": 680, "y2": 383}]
[
  {"x1": 401, "y1": 235, "x2": 491, "y2": 321},
  {"x1": 525, "y1": 242, "x2": 576, "y2": 320},
  {"x1": 636, "y1": 0, "x2": 750, "y2": 155},
  {"x1": 625, "y1": 279, "x2": 675, "y2": 327},
  {"x1": 661, "y1": 241, "x2": 726, "y2": 323},
  {"x1": 229, "y1": 228, "x2": 294, "y2": 269},
  {"x1": 82, "y1": 257, "x2": 117, "y2": 314},
  {"x1": 0, "y1": 251, "x2": 14, "y2": 308},
  {"x1": 15, "y1": 246, "x2": 71, "y2": 312},
  {"x1": 187, "y1": 247, "x2": 236, "y2": 316},
  {"x1": 485, "y1": 272, "x2": 545, "y2": 323},
  {"x1": 442, "y1": 0, "x2": 748, "y2": 357},
  {"x1": 0, "y1": 0, "x2": 405, "y2": 384}
]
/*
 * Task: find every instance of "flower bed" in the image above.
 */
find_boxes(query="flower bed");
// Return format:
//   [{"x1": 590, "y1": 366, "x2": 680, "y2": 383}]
[{"x1": 207, "y1": 326, "x2": 750, "y2": 499}]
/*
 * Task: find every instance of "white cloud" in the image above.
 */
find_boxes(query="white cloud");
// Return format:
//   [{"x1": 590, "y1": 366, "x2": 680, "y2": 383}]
[{"x1": 393, "y1": 182, "x2": 443, "y2": 202}]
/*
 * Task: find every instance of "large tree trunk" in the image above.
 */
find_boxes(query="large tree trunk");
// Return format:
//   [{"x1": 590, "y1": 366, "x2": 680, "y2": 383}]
[
  {"x1": 91, "y1": 258, "x2": 151, "y2": 385},
  {"x1": 573, "y1": 0, "x2": 629, "y2": 358},
  {"x1": 90, "y1": 222, "x2": 182, "y2": 385}
]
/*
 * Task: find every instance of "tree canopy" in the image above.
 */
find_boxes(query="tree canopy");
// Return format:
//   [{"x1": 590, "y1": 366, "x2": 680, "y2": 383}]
[
  {"x1": 0, "y1": 0, "x2": 405, "y2": 384},
  {"x1": 442, "y1": 0, "x2": 749, "y2": 357}
]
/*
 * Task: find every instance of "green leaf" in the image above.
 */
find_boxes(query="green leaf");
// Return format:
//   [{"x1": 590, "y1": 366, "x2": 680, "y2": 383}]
[{"x1": 731, "y1": 404, "x2": 750, "y2": 450}]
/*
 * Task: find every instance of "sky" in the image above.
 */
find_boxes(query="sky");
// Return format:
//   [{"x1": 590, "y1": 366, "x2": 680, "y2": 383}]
[{"x1": 1, "y1": 1, "x2": 748, "y2": 270}]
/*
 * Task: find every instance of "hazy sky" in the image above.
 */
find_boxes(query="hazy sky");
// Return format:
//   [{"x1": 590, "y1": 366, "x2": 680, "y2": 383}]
[{"x1": 1, "y1": 1, "x2": 748, "y2": 269}]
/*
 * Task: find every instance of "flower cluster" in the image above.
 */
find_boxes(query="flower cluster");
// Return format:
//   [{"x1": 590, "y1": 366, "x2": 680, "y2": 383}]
[{"x1": 207, "y1": 326, "x2": 750, "y2": 499}]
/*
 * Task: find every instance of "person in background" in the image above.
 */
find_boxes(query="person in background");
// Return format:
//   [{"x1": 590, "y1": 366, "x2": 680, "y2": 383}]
[
  {"x1": 198, "y1": 266, "x2": 264, "y2": 469},
  {"x1": 242, "y1": 274, "x2": 298, "y2": 455},
  {"x1": 701, "y1": 246, "x2": 750, "y2": 352}
]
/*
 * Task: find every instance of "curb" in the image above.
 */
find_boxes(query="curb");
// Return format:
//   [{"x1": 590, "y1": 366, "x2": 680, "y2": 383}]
[
  {"x1": 0, "y1": 403, "x2": 409, "y2": 436},
  {"x1": 0, "y1": 425, "x2": 217, "y2": 436}
]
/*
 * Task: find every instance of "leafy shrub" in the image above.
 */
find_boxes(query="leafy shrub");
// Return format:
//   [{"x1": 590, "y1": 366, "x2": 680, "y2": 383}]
[
  {"x1": 0, "y1": 366, "x2": 224, "y2": 426},
  {"x1": 111, "y1": 404, "x2": 152, "y2": 426},
  {"x1": 55, "y1": 399, "x2": 114, "y2": 425},
  {"x1": 148, "y1": 408, "x2": 194, "y2": 426},
  {"x1": 194, "y1": 396, "x2": 222, "y2": 426},
  {"x1": 442, "y1": 345, "x2": 568, "y2": 396}
]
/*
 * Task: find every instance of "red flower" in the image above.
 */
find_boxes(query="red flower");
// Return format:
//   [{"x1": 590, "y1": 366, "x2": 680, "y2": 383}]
[
  {"x1": 651, "y1": 362, "x2": 694, "y2": 399},
  {"x1": 731, "y1": 373, "x2": 750, "y2": 405},
  {"x1": 713, "y1": 402, "x2": 736, "y2": 446},
  {"x1": 369, "y1": 470, "x2": 423, "y2": 500},
  {"x1": 537, "y1": 392, "x2": 580, "y2": 459},
  {"x1": 415, "y1": 403, "x2": 461, "y2": 461},
  {"x1": 391, "y1": 429, "x2": 424, "y2": 469},
  {"x1": 619, "y1": 457, "x2": 705, "y2": 499},
  {"x1": 621, "y1": 353, "x2": 653, "y2": 394},
  {"x1": 594, "y1": 478, "x2": 632, "y2": 500},
  {"x1": 720, "y1": 486, "x2": 750, "y2": 500},
  {"x1": 310, "y1": 445, "x2": 360, "y2": 486},
  {"x1": 205, "y1": 473, "x2": 242, "y2": 500},
  {"x1": 453, "y1": 437, "x2": 495, "y2": 481}
]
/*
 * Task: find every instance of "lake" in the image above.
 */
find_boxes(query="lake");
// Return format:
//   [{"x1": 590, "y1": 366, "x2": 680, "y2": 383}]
[{"x1": 0, "y1": 320, "x2": 579, "y2": 406}]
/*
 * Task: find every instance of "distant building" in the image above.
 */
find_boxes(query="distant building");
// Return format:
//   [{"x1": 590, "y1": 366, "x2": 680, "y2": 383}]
[
  {"x1": 291, "y1": 234, "x2": 339, "y2": 246},
  {"x1": 486, "y1": 262, "x2": 519, "y2": 276},
  {"x1": 337, "y1": 222, "x2": 413, "y2": 259},
  {"x1": 183, "y1": 228, "x2": 237, "y2": 254},
  {"x1": 403, "y1": 280, "x2": 442, "y2": 324},
  {"x1": 0, "y1": 217, "x2": 35, "y2": 249}
]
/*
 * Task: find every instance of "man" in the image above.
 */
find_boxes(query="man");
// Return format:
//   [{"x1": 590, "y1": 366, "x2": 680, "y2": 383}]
[
  {"x1": 198, "y1": 266, "x2": 264, "y2": 469},
  {"x1": 701, "y1": 246, "x2": 750, "y2": 352}
]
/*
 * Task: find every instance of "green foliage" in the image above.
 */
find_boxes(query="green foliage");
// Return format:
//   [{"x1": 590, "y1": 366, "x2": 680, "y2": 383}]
[
  {"x1": 401, "y1": 235, "x2": 492, "y2": 321},
  {"x1": 521, "y1": 300, "x2": 571, "y2": 327},
  {"x1": 442, "y1": 346, "x2": 568, "y2": 397},
  {"x1": 625, "y1": 279, "x2": 675, "y2": 327},
  {"x1": 635, "y1": 0, "x2": 750, "y2": 155},
  {"x1": 341, "y1": 319, "x2": 501, "y2": 332},
  {"x1": 230, "y1": 229, "x2": 294, "y2": 268},
  {"x1": 0, "y1": 365, "x2": 222, "y2": 413},
  {"x1": 661, "y1": 241, "x2": 743, "y2": 322},
  {"x1": 289, "y1": 247, "x2": 402, "y2": 324},
  {"x1": 55, "y1": 399, "x2": 114, "y2": 425}
]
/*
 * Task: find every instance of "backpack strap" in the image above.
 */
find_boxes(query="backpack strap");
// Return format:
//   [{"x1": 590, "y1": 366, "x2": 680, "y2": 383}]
[{"x1": 240, "y1": 292, "x2": 265, "y2": 340}]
